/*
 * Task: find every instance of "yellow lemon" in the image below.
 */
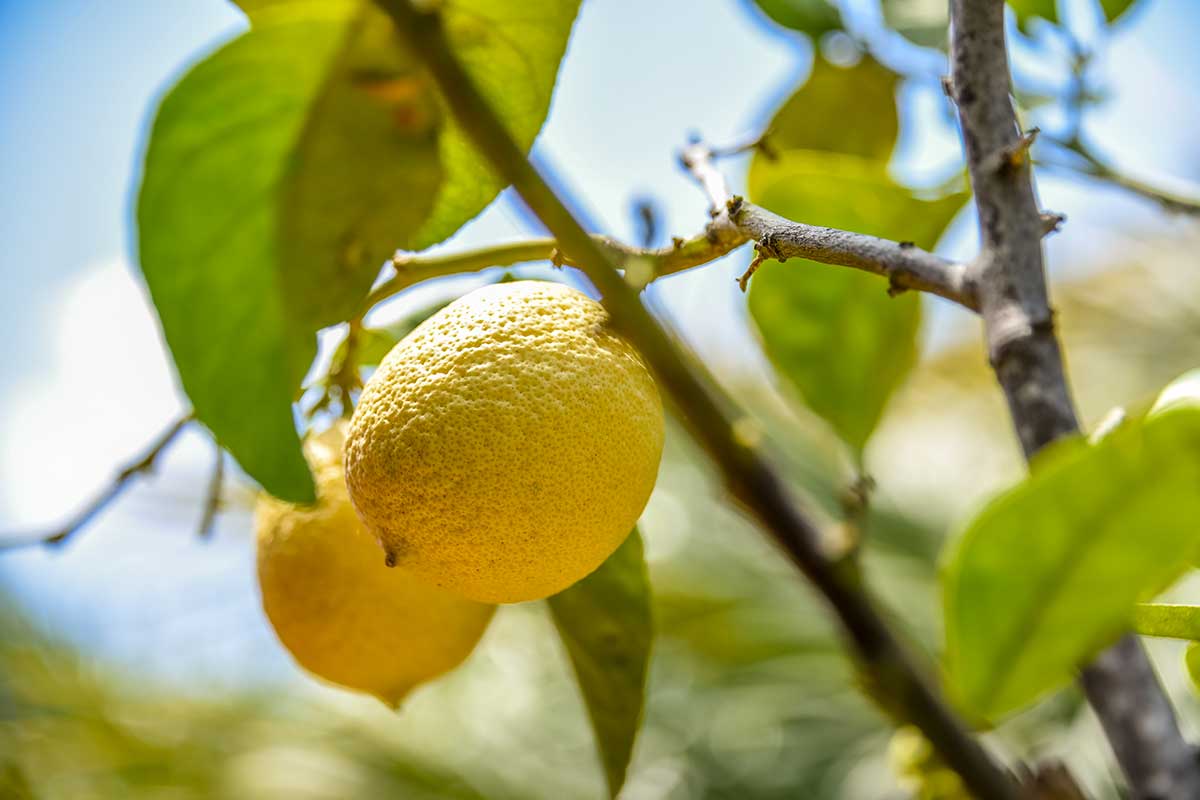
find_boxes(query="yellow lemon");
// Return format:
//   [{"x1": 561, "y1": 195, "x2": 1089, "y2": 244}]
[
  {"x1": 256, "y1": 423, "x2": 495, "y2": 706},
  {"x1": 345, "y1": 280, "x2": 664, "y2": 603}
]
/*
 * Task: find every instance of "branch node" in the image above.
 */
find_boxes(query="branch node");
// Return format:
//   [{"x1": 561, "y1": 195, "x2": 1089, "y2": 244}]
[
  {"x1": 550, "y1": 248, "x2": 566, "y2": 269},
  {"x1": 671, "y1": 236, "x2": 685, "y2": 250},
  {"x1": 725, "y1": 195, "x2": 744, "y2": 217}
]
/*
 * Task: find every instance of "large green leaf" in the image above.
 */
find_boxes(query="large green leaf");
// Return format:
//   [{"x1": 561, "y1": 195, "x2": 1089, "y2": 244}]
[
  {"x1": 881, "y1": 0, "x2": 948, "y2": 49},
  {"x1": 547, "y1": 530, "x2": 653, "y2": 799},
  {"x1": 747, "y1": 151, "x2": 966, "y2": 455},
  {"x1": 138, "y1": 0, "x2": 578, "y2": 501},
  {"x1": 943, "y1": 408, "x2": 1200, "y2": 721},
  {"x1": 750, "y1": 0, "x2": 842, "y2": 37},
  {"x1": 750, "y1": 54, "x2": 899, "y2": 178},
  {"x1": 1008, "y1": 0, "x2": 1058, "y2": 31},
  {"x1": 1099, "y1": 0, "x2": 1139, "y2": 23}
]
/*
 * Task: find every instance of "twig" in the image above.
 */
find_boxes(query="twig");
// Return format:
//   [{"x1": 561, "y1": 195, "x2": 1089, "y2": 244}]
[
  {"x1": 375, "y1": 3, "x2": 1020, "y2": 798},
  {"x1": 681, "y1": 142, "x2": 982, "y2": 310},
  {"x1": 1039, "y1": 136, "x2": 1200, "y2": 216},
  {"x1": 947, "y1": 1, "x2": 1200, "y2": 797},
  {"x1": 197, "y1": 444, "x2": 224, "y2": 539},
  {"x1": 0, "y1": 414, "x2": 193, "y2": 551}
]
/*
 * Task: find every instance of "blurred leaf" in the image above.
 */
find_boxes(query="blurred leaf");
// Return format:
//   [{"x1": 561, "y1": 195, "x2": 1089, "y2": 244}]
[
  {"x1": 751, "y1": 0, "x2": 842, "y2": 37},
  {"x1": 138, "y1": 1, "x2": 578, "y2": 501},
  {"x1": 1132, "y1": 603, "x2": 1200, "y2": 640},
  {"x1": 548, "y1": 529, "x2": 653, "y2": 799},
  {"x1": 1098, "y1": 0, "x2": 1138, "y2": 23},
  {"x1": 1009, "y1": 0, "x2": 1058, "y2": 31},
  {"x1": 943, "y1": 408, "x2": 1200, "y2": 721},
  {"x1": 1187, "y1": 643, "x2": 1200, "y2": 693},
  {"x1": 747, "y1": 151, "x2": 966, "y2": 454},
  {"x1": 751, "y1": 54, "x2": 899, "y2": 179},
  {"x1": 881, "y1": 0, "x2": 948, "y2": 48}
]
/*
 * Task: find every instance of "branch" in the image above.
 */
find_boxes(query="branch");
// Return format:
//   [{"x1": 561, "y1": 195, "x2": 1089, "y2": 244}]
[
  {"x1": 197, "y1": 444, "x2": 224, "y2": 539},
  {"x1": 680, "y1": 142, "x2": 981, "y2": 310},
  {"x1": 359, "y1": 229, "x2": 751, "y2": 318},
  {"x1": 1041, "y1": 136, "x2": 1200, "y2": 217},
  {"x1": 376, "y1": 3, "x2": 1019, "y2": 799},
  {"x1": 0, "y1": 414, "x2": 193, "y2": 551},
  {"x1": 361, "y1": 146, "x2": 982, "y2": 320},
  {"x1": 947, "y1": 2, "x2": 1200, "y2": 797}
]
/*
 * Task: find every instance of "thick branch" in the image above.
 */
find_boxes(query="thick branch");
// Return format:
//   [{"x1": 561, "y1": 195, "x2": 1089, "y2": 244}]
[
  {"x1": 948, "y1": 2, "x2": 1200, "y2": 797},
  {"x1": 377, "y1": 3, "x2": 1019, "y2": 798},
  {"x1": 0, "y1": 415, "x2": 193, "y2": 551}
]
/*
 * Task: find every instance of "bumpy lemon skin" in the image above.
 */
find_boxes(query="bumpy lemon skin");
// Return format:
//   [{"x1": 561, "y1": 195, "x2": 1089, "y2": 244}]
[
  {"x1": 256, "y1": 424, "x2": 495, "y2": 707},
  {"x1": 345, "y1": 280, "x2": 665, "y2": 604}
]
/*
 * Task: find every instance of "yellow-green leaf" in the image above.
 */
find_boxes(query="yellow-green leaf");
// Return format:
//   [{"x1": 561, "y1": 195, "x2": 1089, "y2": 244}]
[
  {"x1": 747, "y1": 151, "x2": 966, "y2": 454},
  {"x1": 137, "y1": 0, "x2": 578, "y2": 500},
  {"x1": 943, "y1": 408, "x2": 1200, "y2": 721},
  {"x1": 548, "y1": 530, "x2": 652, "y2": 799}
]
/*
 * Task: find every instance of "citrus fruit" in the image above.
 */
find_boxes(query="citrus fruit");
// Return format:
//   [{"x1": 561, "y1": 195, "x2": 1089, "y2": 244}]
[
  {"x1": 256, "y1": 423, "x2": 495, "y2": 706},
  {"x1": 345, "y1": 280, "x2": 664, "y2": 603}
]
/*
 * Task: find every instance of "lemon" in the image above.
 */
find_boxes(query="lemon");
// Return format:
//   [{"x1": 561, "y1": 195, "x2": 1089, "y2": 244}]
[
  {"x1": 345, "y1": 280, "x2": 664, "y2": 603},
  {"x1": 256, "y1": 423, "x2": 495, "y2": 706}
]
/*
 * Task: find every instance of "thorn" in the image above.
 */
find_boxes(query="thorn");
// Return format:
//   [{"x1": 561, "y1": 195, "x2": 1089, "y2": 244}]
[
  {"x1": 549, "y1": 248, "x2": 566, "y2": 269},
  {"x1": 671, "y1": 236, "x2": 685, "y2": 249},
  {"x1": 1039, "y1": 211, "x2": 1066, "y2": 236},
  {"x1": 987, "y1": 127, "x2": 1040, "y2": 173},
  {"x1": 941, "y1": 75, "x2": 956, "y2": 101}
]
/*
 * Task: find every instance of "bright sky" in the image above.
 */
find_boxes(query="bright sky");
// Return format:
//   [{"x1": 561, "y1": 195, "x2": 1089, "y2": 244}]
[{"x1": 0, "y1": 0, "x2": 1198, "y2": 686}]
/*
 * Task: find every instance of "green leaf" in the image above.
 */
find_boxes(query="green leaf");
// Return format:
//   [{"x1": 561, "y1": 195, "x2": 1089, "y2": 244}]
[
  {"x1": 881, "y1": 0, "x2": 948, "y2": 48},
  {"x1": 138, "y1": 0, "x2": 578, "y2": 500},
  {"x1": 1186, "y1": 643, "x2": 1200, "y2": 693},
  {"x1": 1008, "y1": 0, "x2": 1058, "y2": 32},
  {"x1": 547, "y1": 529, "x2": 653, "y2": 799},
  {"x1": 747, "y1": 151, "x2": 966, "y2": 454},
  {"x1": 751, "y1": 54, "x2": 899, "y2": 176},
  {"x1": 751, "y1": 0, "x2": 842, "y2": 37},
  {"x1": 943, "y1": 408, "x2": 1200, "y2": 721},
  {"x1": 1098, "y1": 0, "x2": 1139, "y2": 23}
]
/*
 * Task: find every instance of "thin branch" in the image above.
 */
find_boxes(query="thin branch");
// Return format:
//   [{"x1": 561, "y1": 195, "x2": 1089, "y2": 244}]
[
  {"x1": 197, "y1": 444, "x2": 224, "y2": 539},
  {"x1": 1041, "y1": 136, "x2": 1200, "y2": 216},
  {"x1": 1132, "y1": 604, "x2": 1200, "y2": 641},
  {"x1": 375, "y1": 3, "x2": 1020, "y2": 799},
  {"x1": 0, "y1": 414, "x2": 193, "y2": 551},
  {"x1": 359, "y1": 230, "x2": 752, "y2": 317},
  {"x1": 680, "y1": 142, "x2": 981, "y2": 310},
  {"x1": 362, "y1": 146, "x2": 982, "y2": 319},
  {"x1": 947, "y1": 1, "x2": 1200, "y2": 797}
]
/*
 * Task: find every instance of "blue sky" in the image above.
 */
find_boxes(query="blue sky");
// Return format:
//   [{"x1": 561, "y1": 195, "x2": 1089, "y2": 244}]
[{"x1": 0, "y1": 0, "x2": 1198, "y2": 686}]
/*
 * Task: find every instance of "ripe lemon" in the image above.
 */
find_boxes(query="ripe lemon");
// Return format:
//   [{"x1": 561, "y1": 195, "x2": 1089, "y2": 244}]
[
  {"x1": 256, "y1": 423, "x2": 495, "y2": 707},
  {"x1": 345, "y1": 280, "x2": 664, "y2": 604}
]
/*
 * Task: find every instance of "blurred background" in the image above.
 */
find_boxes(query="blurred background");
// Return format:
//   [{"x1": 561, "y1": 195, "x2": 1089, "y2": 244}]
[{"x1": 2, "y1": 0, "x2": 1200, "y2": 797}]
